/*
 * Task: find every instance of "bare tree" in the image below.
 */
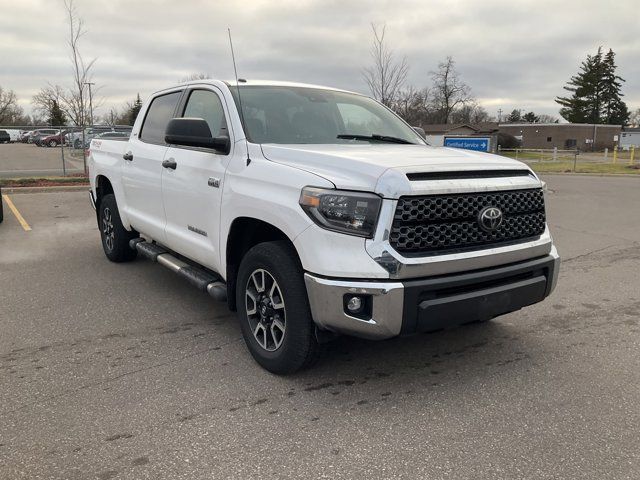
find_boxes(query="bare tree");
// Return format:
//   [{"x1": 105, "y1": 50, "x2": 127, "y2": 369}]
[
  {"x1": 449, "y1": 103, "x2": 494, "y2": 124},
  {"x1": 626, "y1": 108, "x2": 639, "y2": 127},
  {"x1": 103, "y1": 108, "x2": 120, "y2": 126},
  {"x1": 536, "y1": 114, "x2": 559, "y2": 123},
  {"x1": 362, "y1": 24, "x2": 409, "y2": 107},
  {"x1": 32, "y1": 85, "x2": 67, "y2": 118},
  {"x1": 0, "y1": 86, "x2": 23, "y2": 124},
  {"x1": 62, "y1": 0, "x2": 95, "y2": 127},
  {"x1": 393, "y1": 86, "x2": 431, "y2": 125},
  {"x1": 430, "y1": 56, "x2": 473, "y2": 124}
]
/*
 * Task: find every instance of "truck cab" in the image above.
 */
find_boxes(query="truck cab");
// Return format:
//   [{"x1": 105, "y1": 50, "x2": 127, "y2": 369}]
[{"x1": 88, "y1": 79, "x2": 559, "y2": 373}]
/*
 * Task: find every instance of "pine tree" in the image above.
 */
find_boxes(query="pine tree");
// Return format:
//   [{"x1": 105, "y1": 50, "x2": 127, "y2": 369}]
[
  {"x1": 128, "y1": 94, "x2": 143, "y2": 125},
  {"x1": 507, "y1": 109, "x2": 522, "y2": 122},
  {"x1": 556, "y1": 47, "x2": 628, "y2": 125},
  {"x1": 48, "y1": 100, "x2": 67, "y2": 126},
  {"x1": 601, "y1": 49, "x2": 629, "y2": 125},
  {"x1": 522, "y1": 111, "x2": 539, "y2": 123}
]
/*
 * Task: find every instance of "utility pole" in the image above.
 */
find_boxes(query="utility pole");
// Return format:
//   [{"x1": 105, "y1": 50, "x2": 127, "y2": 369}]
[
  {"x1": 497, "y1": 108, "x2": 503, "y2": 123},
  {"x1": 84, "y1": 82, "x2": 95, "y2": 127}
]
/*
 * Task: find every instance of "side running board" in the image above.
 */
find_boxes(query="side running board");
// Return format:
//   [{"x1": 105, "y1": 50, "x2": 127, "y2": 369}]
[{"x1": 129, "y1": 239, "x2": 227, "y2": 302}]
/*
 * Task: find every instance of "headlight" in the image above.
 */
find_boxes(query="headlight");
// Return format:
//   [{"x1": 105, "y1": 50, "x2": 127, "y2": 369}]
[{"x1": 299, "y1": 187, "x2": 382, "y2": 238}]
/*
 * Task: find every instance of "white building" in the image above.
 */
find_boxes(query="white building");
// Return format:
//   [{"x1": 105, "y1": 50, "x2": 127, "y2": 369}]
[{"x1": 619, "y1": 129, "x2": 640, "y2": 150}]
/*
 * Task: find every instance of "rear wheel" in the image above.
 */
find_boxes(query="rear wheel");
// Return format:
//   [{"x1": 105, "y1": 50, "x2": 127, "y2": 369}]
[
  {"x1": 48, "y1": 140, "x2": 58, "y2": 147},
  {"x1": 98, "y1": 194, "x2": 137, "y2": 262},
  {"x1": 236, "y1": 241, "x2": 319, "y2": 374}
]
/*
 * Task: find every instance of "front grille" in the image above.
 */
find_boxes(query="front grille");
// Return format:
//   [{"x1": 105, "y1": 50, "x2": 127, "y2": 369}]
[{"x1": 389, "y1": 188, "x2": 546, "y2": 255}]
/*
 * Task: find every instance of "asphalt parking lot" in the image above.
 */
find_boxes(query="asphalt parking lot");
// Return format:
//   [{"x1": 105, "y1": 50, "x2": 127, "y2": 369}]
[
  {"x1": 1, "y1": 175, "x2": 639, "y2": 479},
  {"x1": 0, "y1": 143, "x2": 85, "y2": 177}
]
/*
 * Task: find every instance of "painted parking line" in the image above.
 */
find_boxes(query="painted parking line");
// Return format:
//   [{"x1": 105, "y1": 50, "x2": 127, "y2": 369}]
[{"x1": 2, "y1": 194, "x2": 32, "y2": 231}]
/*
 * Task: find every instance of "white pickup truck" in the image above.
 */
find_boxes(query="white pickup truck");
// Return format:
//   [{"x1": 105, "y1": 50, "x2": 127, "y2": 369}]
[{"x1": 88, "y1": 79, "x2": 559, "y2": 373}]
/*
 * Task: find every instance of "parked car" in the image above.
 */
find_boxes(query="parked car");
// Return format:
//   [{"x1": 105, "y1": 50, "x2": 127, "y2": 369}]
[
  {"x1": 88, "y1": 79, "x2": 560, "y2": 374},
  {"x1": 4, "y1": 129, "x2": 21, "y2": 142},
  {"x1": 65, "y1": 129, "x2": 83, "y2": 147},
  {"x1": 30, "y1": 129, "x2": 59, "y2": 145},
  {"x1": 20, "y1": 131, "x2": 33, "y2": 143},
  {"x1": 0, "y1": 130, "x2": 10, "y2": 144},
  {"x1": 83, "y1": 131, "x2": 130, "y2": 148},
  {"x1": 67, "y1": 127, "x2": 130, "y2": 149},
  {"x1": 41, "y1": 129, "x2": 76, "y2": 147}
]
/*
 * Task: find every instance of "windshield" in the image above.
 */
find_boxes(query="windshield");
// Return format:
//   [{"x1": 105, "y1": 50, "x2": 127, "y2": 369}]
[{"x1": 230, "y1": 85, "x2": 424, "y2": 145}]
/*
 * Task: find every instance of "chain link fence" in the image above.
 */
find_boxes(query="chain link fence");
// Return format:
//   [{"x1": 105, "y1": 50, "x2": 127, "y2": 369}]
[
  {"x1": 0, "y1": 125, "x2": 132, "y2": 179},
  {"x1": 498, "y1": 147, "x2": 638, "y2": 174}
]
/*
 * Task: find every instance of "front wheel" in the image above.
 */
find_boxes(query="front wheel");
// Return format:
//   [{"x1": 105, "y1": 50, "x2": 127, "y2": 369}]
[
  {"x1": 98, "y1": 194, "x2": 137, "y2": 262},
  {"x1": 48, "y1": 140, "x2": 58, "y2": 147},
  {"x1": 236, "y1": 241, "x2": 319, "y2": 374}
]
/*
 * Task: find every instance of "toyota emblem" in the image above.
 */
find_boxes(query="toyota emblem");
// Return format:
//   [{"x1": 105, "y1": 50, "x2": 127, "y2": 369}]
[{"x1": 478, "y1": 206, "x2": 503, "y2": 232}]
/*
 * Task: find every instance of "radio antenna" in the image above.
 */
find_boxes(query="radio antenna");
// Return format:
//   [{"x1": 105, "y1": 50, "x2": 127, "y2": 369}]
[{"x1": 228, "y1": 28, "x2": 250, "y2": 165}]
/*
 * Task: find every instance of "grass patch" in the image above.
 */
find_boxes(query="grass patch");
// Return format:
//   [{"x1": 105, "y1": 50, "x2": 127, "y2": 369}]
[
  {"x1": 0, "y1": 175, "x2": 89, "y2": 188},
  {"x1": 501, "y1": 151, "x2": 563, "y2": 161},
  {"x1": 522, "y1": 161, "x2": 640, "y2": 175}
]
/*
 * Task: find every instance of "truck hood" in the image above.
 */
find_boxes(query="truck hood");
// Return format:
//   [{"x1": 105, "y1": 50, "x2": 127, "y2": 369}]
[{"x1": 260, "y1": 144, "x2": 537, "y2": 198}]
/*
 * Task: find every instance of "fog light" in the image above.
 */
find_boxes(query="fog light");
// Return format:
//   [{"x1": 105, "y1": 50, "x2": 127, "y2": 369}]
[{"x1": 346, "y1": 296, "x2": 363, "y2": 313}]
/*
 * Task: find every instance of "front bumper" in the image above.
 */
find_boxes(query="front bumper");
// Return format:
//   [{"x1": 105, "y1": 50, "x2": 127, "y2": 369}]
[{"x1": 304, "y1": 247, "x2": 560, "y2": 340}]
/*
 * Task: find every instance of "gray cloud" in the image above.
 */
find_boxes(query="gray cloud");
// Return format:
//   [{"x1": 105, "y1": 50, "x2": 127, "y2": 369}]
[{"x1": 1, "y1": 0, "x2": 638, "y2": 120}]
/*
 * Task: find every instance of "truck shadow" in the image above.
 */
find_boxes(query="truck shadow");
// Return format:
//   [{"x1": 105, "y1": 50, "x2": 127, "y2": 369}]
[{"x1": 283, "y1": 318, "x2": 540, "y2": 400}]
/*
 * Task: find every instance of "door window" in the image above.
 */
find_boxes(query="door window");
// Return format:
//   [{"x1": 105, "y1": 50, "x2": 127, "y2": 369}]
[
  {"x1": 183, "y1": 90, "x2": 228, "y2": 139},
  {"x1": 140, "y1": 91, "x2": 182, "y2": 144}
]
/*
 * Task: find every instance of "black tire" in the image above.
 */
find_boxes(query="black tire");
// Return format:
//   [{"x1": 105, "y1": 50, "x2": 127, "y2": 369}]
[
  {"x1": 48, "y1": 140, "x2": 58, "y2": 147},
  {"x1": 236, "y1": 241, "x2": 319, "y2": 374},
  {"x1": 98, "y1": 194, "x2": 137, "y2": 262}
]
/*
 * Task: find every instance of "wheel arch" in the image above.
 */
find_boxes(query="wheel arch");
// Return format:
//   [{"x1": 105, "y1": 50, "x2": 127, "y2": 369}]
[
  {"x1": 93, "y1": 174, "x2": 133, "y2": 231},
  {"x1": 225, "y1": 216, "x2": 301, "y2": 312},
  {"x1": 94, "y1": 174, "x2": 114, "y2": 208}
]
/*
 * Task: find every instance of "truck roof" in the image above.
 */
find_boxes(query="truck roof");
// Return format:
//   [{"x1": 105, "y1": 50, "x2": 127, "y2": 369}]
[{"x1": 157, "y1": 79, "x2": 362, "y2": 97}]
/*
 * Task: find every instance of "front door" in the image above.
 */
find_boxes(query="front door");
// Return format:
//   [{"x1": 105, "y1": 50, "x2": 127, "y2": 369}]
[
  {"x1": 122, "y1": 90, "x2": 182, "y2": 241},
  {"x1": 161, "y1": 88, "x2": 232, "y2": 272}
]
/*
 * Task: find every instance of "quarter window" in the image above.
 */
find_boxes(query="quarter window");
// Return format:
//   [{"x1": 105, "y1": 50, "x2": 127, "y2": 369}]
[
  {"x1": 182, "y1": 90, "x2": 228, "y2": 138},
  {"x1": 140, "y1": 91, "x2": 182, "y2": 144}
]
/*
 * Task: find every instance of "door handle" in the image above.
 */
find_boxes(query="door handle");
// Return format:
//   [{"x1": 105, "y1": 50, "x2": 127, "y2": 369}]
[
  {"x1": 123, "y1": 151, "x2": 133, "y2": 161},
  {"x1": 162, "y1": 158, "x2": 177, "y2": 170}
]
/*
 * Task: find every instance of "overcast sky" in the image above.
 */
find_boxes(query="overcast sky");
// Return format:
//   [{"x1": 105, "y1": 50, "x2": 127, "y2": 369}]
[{"x1": 1, "y1": 0, "x2": 638, "y2": 121}]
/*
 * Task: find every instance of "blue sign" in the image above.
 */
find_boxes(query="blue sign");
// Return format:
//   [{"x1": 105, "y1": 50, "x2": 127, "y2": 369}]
[{"x1": 444, "y1": 137, "x2": 491, "y2": 152}]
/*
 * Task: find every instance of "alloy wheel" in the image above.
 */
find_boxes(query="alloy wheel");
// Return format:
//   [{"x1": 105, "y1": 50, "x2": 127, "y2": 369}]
[
  {"x1": 102, "y1": 207, "x2": 115, "y2": 251},
  {"x1": 245, "y1": 269, "x2": 286, "y2": 352}
]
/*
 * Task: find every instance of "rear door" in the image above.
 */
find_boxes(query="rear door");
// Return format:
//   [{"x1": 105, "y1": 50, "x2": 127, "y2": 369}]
[
  {"x1": 122, "y1": 90, "x2": 182, "y2": 242},
  {"x1": 161, "y1": 87, "x2": 232, "y2": 271}
]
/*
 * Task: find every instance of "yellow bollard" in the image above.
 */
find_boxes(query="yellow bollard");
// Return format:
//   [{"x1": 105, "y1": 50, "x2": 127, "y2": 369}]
[
  {"x1": 630, "y1": 146, "x2": 636, "y2": 166},
  {"x1": 613, "y1": 147, "x2": 617, "y2": 164}
]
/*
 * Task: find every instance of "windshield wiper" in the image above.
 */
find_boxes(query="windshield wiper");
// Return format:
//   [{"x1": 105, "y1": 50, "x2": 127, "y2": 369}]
[{"x1": 337, "y1": 133, "x2": 415, "y2": 144}]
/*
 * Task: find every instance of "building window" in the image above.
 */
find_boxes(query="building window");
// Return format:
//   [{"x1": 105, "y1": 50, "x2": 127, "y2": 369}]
[{"x1": 547, "y1": 137, "x2": 552, "y2": 142}]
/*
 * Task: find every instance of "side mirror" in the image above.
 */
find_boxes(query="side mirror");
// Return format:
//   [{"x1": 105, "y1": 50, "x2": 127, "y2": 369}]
[
  {"x1": 412, "y1": 126, "x2": 426, "y2": 139},
  {"x1": 165, "y1": 118, "x2": 230, "y2": 154}
]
